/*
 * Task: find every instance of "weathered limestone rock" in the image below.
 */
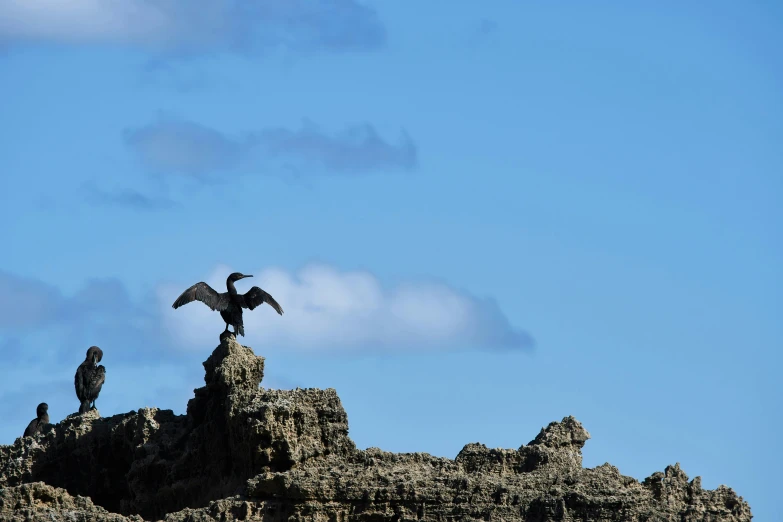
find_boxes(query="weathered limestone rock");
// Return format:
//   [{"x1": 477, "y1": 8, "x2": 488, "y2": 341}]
[
  {"x1": 0, "y1": 337, "x2": 352, "y2": 520},
  {"x1": 0, "y1": 337, "x2": 752, "y2": 522},
  {"x1": 455, "y1": 415, "x2": 591, "y2": 476},
  {"x1": 0, "y1": 482, "x2": 143, "y2": 522}
]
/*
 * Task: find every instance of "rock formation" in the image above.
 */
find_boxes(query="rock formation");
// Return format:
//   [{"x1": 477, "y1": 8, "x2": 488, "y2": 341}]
[{"x1": 0, "y1": 337, "x2": 752, "y2": 521}]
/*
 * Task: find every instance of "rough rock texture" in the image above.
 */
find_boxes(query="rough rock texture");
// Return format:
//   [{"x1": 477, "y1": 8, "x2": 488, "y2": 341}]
[
  {"x1": 0, "y1": 337, "x2": 752, "y2": 522},
  {"x1": 0, "y1": 337, "x2": 352, "y2": 520},
  {"x1": 0, "y1": 482, "x2": 144, "y2": 522}
]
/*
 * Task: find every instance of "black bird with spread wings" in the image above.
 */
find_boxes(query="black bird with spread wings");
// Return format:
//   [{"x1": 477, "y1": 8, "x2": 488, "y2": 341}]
[
  {"x1": 172, "y1": 272, "x2": 284, "y2": 337},
  {"x1": 75, "y1": 346, "x2": 106, "y2": 414}
]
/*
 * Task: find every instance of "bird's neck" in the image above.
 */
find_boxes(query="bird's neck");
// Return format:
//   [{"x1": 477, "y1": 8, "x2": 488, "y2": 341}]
[{"x1": 227, "y1": 280, "x2": 238, "y2": 296}]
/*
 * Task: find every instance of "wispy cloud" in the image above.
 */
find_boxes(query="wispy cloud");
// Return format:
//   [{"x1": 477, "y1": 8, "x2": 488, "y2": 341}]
[
  {"x1": 0, "y1": 0, "x2": 386, "y2": 55},
  {"x1": 123, "y1": 115, "x2": 417, "y2": 180},
  {"x1": 137, "y1": 60, "x2": 214, "y2": 94},
  {"x1": 259, "y1": 120, "x2": 417, "y2": 173},
  {"x1": 123, "y1": 116, "x2": 249, "y2": 180},
  {"x1": 0, "y1": 270, "x2": 165, "y2": 363},
  {"x1": 158, "y1": 263, "x2": 534, "y2": 354},
  {"x1": 83, "y1": 182, "x2": 176, "y2": 211},
  {"x1": 0, "y1": 271, "x2": 63, "y2": 329}
]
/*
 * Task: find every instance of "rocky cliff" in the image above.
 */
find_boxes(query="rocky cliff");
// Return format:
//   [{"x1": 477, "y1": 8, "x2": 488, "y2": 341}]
[{"x1": 0, "y1": 338, "x2": 752, "y2": 521}]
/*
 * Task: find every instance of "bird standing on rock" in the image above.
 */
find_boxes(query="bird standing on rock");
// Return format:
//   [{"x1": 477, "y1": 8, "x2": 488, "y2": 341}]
[
  {"x1": 23, "y1": 402, "x2": 49, "y2": 437},
  {"x1": 75, "y1": 346, "x2": 106, "y2": 414},
  {"x1": 172, "y1": 272, "x2": 284, "y2": 338}
]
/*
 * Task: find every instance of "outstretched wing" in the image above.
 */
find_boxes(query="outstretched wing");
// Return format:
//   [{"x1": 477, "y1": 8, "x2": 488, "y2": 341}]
[
  {"x1": 172, "y1": 282, "x2": 230, "y2": 311},
  {"x1": 241, "y1": 286, "x2": 284, "y2": 315}
]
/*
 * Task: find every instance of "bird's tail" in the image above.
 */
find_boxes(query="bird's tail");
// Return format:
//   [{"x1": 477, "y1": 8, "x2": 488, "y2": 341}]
[
  {"x1": 238, "y1": 325, "x2": 245, "y2": 337},
  {"x1": 79, "y1": 401, "x2": 91, "y2": 414}
]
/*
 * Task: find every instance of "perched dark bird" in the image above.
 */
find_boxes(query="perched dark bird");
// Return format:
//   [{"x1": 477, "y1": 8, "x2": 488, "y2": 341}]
[
  {"x1": 23, "y1": 402, "x2": 49, "y2": 437},
  {"x1": 172, "y1": 272, "x2": 284, "y2": 337},
  {"x1": 75, "y1": 346, "x2": 106, "y2": 414}
]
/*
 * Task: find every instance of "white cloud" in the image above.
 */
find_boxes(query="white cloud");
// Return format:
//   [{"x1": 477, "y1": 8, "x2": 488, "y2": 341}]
[
  {"x1": 158, "y1": 264, "x2": 533, "y2": 354},
  {"x1": 0, "y1": 0, "x2": 174, "y2": 46},
  {"x1": 0, "y1": 0, "x2": 386, "y2": 54},
  {"x1": 122, "y1": 115, "x2": 417, "y2": 179}
]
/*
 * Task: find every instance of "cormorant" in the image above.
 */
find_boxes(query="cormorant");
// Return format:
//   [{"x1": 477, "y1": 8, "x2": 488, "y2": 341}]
[
  {"x1": 23, "y1": 402, "x2": 49, "y2": 437},
  {"x1": 75, "y1": 346, "x2": 106, "y2": 414},
  {"x1": 172, "y1": 272, "x2": 283, "y2": 337}
]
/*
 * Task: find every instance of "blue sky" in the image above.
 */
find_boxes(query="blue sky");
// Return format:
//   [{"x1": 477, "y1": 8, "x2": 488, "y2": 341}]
[{"x1": 0, "y1": 1, "x2": 780, "y2": 519}]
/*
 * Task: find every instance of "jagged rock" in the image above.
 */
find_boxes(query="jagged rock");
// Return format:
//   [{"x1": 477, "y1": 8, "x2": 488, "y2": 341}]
[
  {"x1": 0, "y1": 337, "x2": 752, "y2": 521},
  {"x1": 0, "y1": 337, "x2": 352, "y2": 520},
  {"x1": 0, "y1": 481, "x2": 143, "y2": 521},
  {"x1": 242, "y1": 445, "x2": 751, "y2": 522}
]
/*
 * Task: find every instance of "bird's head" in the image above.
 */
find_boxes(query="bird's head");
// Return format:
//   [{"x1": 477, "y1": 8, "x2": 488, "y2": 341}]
[
  {"x1": 36, "y1": 403, "x2": 48, "y2": 417},
  {"x1": 86, "y1": 346, "x2": 103, "y2": 365},
  {"x1": 228, "y1": 272, "x2": 253, "y2": 283}
]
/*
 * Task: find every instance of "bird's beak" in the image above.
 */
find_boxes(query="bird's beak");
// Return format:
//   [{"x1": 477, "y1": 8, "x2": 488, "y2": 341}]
[{"x1": 243, "y1": 275, "x2": 253, "y2": 278}]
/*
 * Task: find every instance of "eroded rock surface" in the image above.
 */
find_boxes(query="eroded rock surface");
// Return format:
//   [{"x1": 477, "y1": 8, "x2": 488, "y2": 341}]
[
  {"x1": 0, "y1": 337, "x2": 352, "y2": 519},
  {"x1": 0, "y1": 337, "x2": 752, "y2": 521},
  {"x1": 0, "y1": 482, "x2": 144, "y2": 522}
]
